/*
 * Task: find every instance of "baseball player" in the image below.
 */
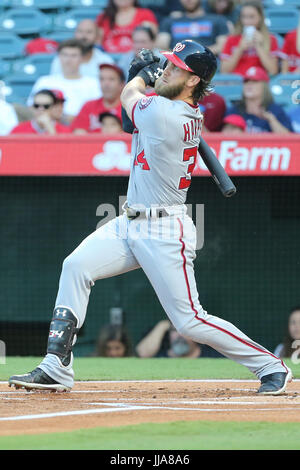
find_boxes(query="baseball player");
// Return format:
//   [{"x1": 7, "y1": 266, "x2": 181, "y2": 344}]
[{"x1": 9, "y1": 40, "x2": 292, "y2": 395}]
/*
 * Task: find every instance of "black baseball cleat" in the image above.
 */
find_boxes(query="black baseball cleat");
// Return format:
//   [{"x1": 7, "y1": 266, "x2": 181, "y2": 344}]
[
  {"x1": 8, "y1": 367, "x2": 70, "y2": 392},
  {"x1": 257, "y1": 369, "x2": 292, "y2": 395}
]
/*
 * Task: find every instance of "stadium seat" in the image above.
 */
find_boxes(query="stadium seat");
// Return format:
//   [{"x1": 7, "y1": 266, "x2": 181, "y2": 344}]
[
  {"x1": 0, "y1": 33, "x2": 25, "y2": 59},
  {"x1": 44, "y1": 31, "x2": 73, "y2": 42},
  {"x1": 0, "y1": 0, "x2": 10, "y2": 8},
  {"x1": 12, "y1": 53, "x2": 55, "y2": 77},
  {"x1": 53, "y1": 8, "x2": 100, "y2": 31},
  {"x1": 11, "y1": 0, "x2": 71, "y2": 9},
  {"x1": 264, "y1": 7, "x2": 299, "y2": 34},
  {"x1": 0, "y1": 57, "x2": 10, "y2": 77},
  {"x1": 69, "y1": 0, "x2": 107, "y2": 7},
  {"x1": 139, "y1": 0, "x2": 166, "y2": 7},
  {"x1": 270, "y1": 73, "x2": 299, "y2": 106},
  {"x1": 211, "y1": 73, "x2": 243, "y2": 103},
  {"x1": 264, "y1": 0, "x2": 300, "y2": 7},
  {"x1": 3, "y1": 73, "x2": 36, "y2": 99},
  {"x1": 0, "y1": 8, "x2": 52, "y2": 35}
]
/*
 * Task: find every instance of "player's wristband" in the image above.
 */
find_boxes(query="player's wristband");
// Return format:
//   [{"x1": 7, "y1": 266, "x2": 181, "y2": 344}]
[{"x1": 121, "y1": 106, "x2": 134, "y2": 134}]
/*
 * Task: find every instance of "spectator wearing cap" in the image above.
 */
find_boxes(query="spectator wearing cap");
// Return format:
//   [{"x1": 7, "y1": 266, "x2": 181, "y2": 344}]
[
  {"x1": 25, "y1": 37, "x2": 58, "y2": 55},
  {"x1": 222, "y1": 114, "x2": 246, "y2": 133},
  {"x1": 71, "y1": 63, "x2": 124, "y2": 134},
  {"x1": 220, "y1": 0, "x2": 279, "y2": 76},
  {"x1": 199, "y1": 93, "x2": 226, "y2": 132},
  {"x1": 226, "y1": 67, "x2": 293, "y2": 133},
  {"x1": 99, "y1": 112, "x2": 123, "y2": 134},
  {"x1": 50, "y1": 20, "x2": 114, "y2": 79},
  {"x1": 96, "y1": 0, "x2": 158, "y2": 54},
  {"x1": 27, "y1": 39, "x2": 102, "y2": 124},
  {"x1": 281, "y1": 20, "x2": 300, "y2": 74},
  {"x1": 11, "y1": 89, "x2": 70, "y2": 135}
]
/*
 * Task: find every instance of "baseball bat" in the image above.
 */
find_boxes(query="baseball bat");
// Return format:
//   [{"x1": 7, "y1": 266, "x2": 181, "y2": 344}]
[{"x1": 198, "y1": 138, "x2": 237, "y2": 198}]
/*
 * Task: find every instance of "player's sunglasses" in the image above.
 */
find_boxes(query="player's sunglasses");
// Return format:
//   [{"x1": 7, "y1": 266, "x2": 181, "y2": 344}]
[{"x1": 33, "y1": 103, "x2": 53, "y2": 109}]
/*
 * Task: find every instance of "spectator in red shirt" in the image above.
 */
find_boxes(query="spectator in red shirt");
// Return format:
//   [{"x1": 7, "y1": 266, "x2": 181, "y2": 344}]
[
  {"x1": 281, "y1": 21, "x2": 300, "y2": 74},
  {"x1": 71, "y1": 64, "x2": 125, "y2": 134},
  {"x1": 220, "y1": 0, "x2": 279, "y2": 76},
  {"x1": 199, "y1": 92, "x2": 226, "y2": 131},
  {"x1": 11, "y1": 89, "x2": 70, "y2": 135},
  {"x1": 96, "y1": 0, "x2": 158, "y2": 54}
]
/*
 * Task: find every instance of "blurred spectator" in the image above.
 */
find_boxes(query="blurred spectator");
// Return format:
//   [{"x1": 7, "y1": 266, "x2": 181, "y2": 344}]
[
  {"x1": 199, "y1": 92, "x2": 226, "y2": 131},
  {"x1": 25, "y1": 37, "x2": 58, "y2": 55},
  {"x1": 27, "y1": 39, "x2": 102, "y2": 123},
  {"x1": 99, "y1": 112, "x2": 123, "y2": 134},
  {"x1": 11, "y1": 89, "x2": 70, "y2": 135},
  {"x1": 118, "y1": 25, "x2": 159, "y2": 81},
  {"x1": 138, "y1": 0, "x2": 184, "y2": 24},
  {"x1": 94, "y1": 324, "x2": 133, "y2": 357},
  {"x1": 0, "y1": 99, "x2": 19, "y2": 135},
  {"x1": 136, "y1": 320, "x2": 223, "y2": 358},
  {"x1": 157, "y1": 0, "x2": 229, "y2": 56},
  {"x1": 274, "y1": 306, "x2": 300, "y2": 358},
  {"x1": 50, "y1": 20, "x2": 114, "y2": 78},
  {"x1": 288, "y1": 106, "x2": 300, "y2": 133},
  {"x1": 203, "y1": 0, "x2": 240, "y2": 34},
  {"x1": 220, "y1": 0, "x2": 279, "y2": 76},
  {"x1": 281, "y1": 20, "x2": 300, "y2": 74},
  {"x1": 96, "y1": 0, "x2": 158, "y2": 54},
  {"x1": 226, "y1": 66, "x2": 293, "y2": 133},
  {"x1": 71, "y1": 63, "x2": 124, "y2": 134},
  {"x1": 221, "y1": 113, "x2": 246, "y2": 133}
]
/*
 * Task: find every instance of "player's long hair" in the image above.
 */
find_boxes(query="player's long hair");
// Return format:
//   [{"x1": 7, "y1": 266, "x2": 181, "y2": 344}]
[
  {"x1": 102, "y1": 0, "x2": 140, "y2": 28},
  {"x1": 235, "y1": 0, "x2": 271, "y2": 52},
  {"x1": 192, "y1": 79, "x2": 214, "y2": 105}
]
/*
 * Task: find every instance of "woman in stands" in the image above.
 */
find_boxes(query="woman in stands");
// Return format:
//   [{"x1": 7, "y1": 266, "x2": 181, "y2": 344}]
[
  {"x1": 203, "y1": 0, "x2": 240, "y2": 33},
  {"x1": 281, "y1": 19, "x2": 300, "y2": 73},
  {"x1": 96, "y1": 0, "x2": 158, "y2": 54},
  {"x1": 220, "y1": 0, "x2": 279, "y2": 76},
  {"x1": 226, "y1": 66, "x2": 293, "y2": 133}
]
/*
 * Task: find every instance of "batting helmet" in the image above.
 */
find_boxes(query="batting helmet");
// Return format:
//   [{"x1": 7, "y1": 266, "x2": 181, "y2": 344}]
[{"x1": 161, "y1": 40, "x2": 217, "y2": 83}]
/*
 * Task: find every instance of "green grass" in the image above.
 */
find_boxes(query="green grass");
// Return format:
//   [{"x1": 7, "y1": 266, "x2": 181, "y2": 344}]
[
  {"x1": 1, "y1": 357, "x2": 299, "y2": 450},
  {"x1": 0, "y1": 421, "x2": 300, "y2": 450},
  {"x1": 1, "y1": 357, "x2": 299, "y2": 381}
]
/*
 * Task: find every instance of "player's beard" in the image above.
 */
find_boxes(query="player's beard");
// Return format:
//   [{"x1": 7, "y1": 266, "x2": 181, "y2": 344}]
[{"x1": 154, "y1": 76, "x2": 187, "y2": 100}]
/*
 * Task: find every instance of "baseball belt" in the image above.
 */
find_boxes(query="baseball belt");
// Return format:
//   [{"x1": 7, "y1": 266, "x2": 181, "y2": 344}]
[{"x1": 126, "y1": 207, "x2": 169, "y2": 220}]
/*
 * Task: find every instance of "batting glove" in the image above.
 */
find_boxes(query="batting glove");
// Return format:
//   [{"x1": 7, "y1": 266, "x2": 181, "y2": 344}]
[{"x1": 127, "y1": 49, "x2": 160, "y2": 82}]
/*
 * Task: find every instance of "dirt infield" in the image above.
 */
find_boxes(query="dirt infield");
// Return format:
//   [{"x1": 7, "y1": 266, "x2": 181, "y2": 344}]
[{"x1": 0, "y1": 380, "x2": 300, "y2": 436}]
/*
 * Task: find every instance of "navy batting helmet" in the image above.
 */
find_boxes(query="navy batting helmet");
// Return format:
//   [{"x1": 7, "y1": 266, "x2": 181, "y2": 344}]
[{"x1": 161, "y1": 39, "x2": 217, "y2": 83}]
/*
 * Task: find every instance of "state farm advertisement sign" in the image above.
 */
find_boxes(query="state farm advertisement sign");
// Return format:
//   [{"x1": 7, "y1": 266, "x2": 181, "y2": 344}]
[{"x1": 0, "y1": 134, "x2": 299, "y2": 176}]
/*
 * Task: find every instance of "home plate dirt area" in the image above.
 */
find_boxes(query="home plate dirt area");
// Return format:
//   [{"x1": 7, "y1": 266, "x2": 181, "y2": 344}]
[{"x1": 0, "y1": 380, "x2": 300, "y2": 436}]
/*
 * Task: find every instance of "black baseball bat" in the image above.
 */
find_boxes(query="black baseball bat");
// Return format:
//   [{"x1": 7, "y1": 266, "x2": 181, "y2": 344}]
[{"x1": 198, "y1": 137, "x2": 237, "y2": 198}]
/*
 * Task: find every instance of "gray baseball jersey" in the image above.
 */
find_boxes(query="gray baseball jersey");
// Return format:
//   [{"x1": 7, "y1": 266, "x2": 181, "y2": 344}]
[{"x1": 127, "y1": 95, "x2": 203, "y2": 208}]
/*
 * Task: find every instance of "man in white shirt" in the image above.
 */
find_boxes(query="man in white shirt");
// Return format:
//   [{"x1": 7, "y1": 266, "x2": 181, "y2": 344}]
[
  {"x1": 0, "y1": 99, "x2": 18, "y2": 135},
  {"x1": 27, "y1": 39, "x2": 102, "y2": 123},
  {"x1": 50, "y1": 19, "x2": 114, "y2": 79}
]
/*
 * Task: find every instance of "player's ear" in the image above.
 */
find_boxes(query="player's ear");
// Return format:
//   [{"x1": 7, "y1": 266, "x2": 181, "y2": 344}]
[{"x1": 187, "y1": 74, "x2": 200, "y2": 88}]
